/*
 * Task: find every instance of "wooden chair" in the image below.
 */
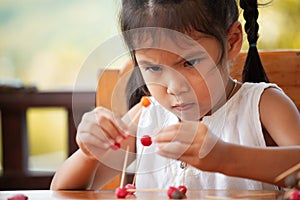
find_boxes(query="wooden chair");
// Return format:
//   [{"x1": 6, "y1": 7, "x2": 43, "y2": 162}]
[
  {"x1": 231, "y1": 50, "x2": 300, "y2": 110},
  {"x1": 96, "y1": 50, "x2": 300, "y2": 189}
]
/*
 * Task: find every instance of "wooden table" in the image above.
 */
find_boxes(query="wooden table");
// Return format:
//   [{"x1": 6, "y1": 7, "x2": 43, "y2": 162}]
[{"x1": 0, "y1": 190, "x2": 282, "y2": 199}]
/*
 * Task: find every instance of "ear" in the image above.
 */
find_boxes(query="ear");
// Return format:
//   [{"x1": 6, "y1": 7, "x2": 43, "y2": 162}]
[{"x1": 227, "y1": 21, "x2": 243, "y2": 61}]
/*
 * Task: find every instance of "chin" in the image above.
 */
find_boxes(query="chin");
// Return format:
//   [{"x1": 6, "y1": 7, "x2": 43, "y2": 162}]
[{"x1": 176, "y1": 111, "x2": 202, "y2": 122}]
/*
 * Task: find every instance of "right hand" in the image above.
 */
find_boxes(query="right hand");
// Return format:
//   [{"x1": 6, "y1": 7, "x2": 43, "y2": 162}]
[{"x1": 76, "y1": 107, "x2": 129, "y2": 160}]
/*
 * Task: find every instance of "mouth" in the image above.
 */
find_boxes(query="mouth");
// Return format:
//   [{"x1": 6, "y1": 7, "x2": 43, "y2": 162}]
[{"x1": 172, "y1": 103, "x2": 195, "y2": 112}]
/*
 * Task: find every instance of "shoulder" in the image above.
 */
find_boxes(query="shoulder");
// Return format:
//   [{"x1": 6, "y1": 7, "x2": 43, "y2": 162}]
[
  {"x1": 259, "y1": 85, "x2": 300, "y2": 146},
  {"x1": 239, "y1": 82, "x2": 278, "y2": 94}
]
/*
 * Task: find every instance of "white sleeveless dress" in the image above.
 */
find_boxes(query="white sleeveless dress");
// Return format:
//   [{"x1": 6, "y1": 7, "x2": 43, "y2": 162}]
[{"x1": 135, "y1": 82, "x2": 282, "y2": 190}]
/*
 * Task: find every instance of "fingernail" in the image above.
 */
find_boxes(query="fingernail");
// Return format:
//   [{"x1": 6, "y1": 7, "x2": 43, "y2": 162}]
[
  {"x1": 116, "y1": 135, "x2": 123, "y2": 143},
  {"x1": 103, "y1": 143, "x2": 111, "y2": 149},
  {"x1": 121, "y1": 132, "x2": 129, "y2": 139},
  {"x1": 125, "y1": 131, "x2": 134, "y2": 137},
  {"x1": 108, "y1": 139, "x2": 115, "y2": 145},
  {"x1": 156, "y1": 143, "x2": 163, "y2": 149},
  {"x1": 153, "y1": 136, "x2": 158, "y2": 142},
  {"x1": 111, "y1": 142, "x2": 121, "y2": 150}
]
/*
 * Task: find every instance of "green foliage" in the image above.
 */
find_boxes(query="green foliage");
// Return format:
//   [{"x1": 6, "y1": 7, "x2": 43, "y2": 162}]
[{"x1": 240, "y1": 0, "x2": 300, "y2": 50}]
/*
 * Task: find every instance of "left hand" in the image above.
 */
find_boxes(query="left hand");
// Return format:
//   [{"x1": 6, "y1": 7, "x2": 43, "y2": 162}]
[{"x1": 153, "y1": 121, "x2": 223, "y2": 171}]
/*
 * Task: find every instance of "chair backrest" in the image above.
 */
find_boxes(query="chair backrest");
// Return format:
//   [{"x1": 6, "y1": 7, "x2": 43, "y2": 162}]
[{"x1": 230, "y1": 51, "x2": 300, "y2": 111}]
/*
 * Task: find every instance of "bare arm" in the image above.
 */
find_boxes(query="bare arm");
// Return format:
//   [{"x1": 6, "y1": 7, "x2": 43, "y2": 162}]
[
  {"x1": 51, "y1": 104, "x2": 141, "y2": 190},
  {"x1": 155, "y1": 87, "x2": 300, "y2": 187},
  {"x1": 220, "y1": 142, "x2": 300, "y2": 186},
  {"x1": 50, "y1": 149, "x2": 101, "y2": 190},
  {"x1": 50, "y1": 136, "x2": 135, "y2": 190},
  {"x1": 212, "y1": 88, "x2": 300, "y2": 186},
  {"x1": 259, "y1": 87, "x2": 300, "y2": 146}
]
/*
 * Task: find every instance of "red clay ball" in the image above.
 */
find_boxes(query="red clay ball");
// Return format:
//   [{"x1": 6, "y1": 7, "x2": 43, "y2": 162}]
[
  {"x1": 115, "y1": 187, "x2": 128, "y2": 198},
  {"x1": 8, "y1": 194, "x2": 28, "y2": 200},
  {"x1": 289, "y1": 189, "x2": 300, "y2": 200},
  {"x1": 111, "y1": 142, "x2": 121, "y2": 150},
  {"x1": 125, "y1": 184, "x2": 136, "y2": 195},
  {"x1": 178, "y1": 185, "x2": 187, "y2": 194},
  {"x1": 167, "y1": 186, "x2": 178, "y2": 198},
  {"x1": 140, "y1": 135, "x2": 152, "y2": 146}
]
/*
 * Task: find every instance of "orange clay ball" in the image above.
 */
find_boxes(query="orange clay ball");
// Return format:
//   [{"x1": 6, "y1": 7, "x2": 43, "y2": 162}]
[{"x1": 140, "y1": 96, "x2": 151, "y2": 107}]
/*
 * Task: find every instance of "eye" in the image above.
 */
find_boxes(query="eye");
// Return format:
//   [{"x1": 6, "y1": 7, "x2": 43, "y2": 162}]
[
  {"x1": 183, "y1": 59, "x2": 201, "y2": 67},
  {"x1": 144, "y1": 65, "x2": 162, "y2": 72}
]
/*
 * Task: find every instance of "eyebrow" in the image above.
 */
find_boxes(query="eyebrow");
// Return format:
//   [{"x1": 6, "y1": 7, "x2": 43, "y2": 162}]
[
  {"x1": 137, "y1": 60, "x2": 159, "y2": 67},
  {"x1": 137, "y1": 50, "x2": 206, "y2": 67},
  {"x1": 172, "y1": 50, "x2": 207, "y2": 66}
]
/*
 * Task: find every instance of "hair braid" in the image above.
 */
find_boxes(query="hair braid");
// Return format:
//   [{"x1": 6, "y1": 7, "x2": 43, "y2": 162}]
[{"x1": 240, "y1": 0, "x2": 269, "y2": 83}]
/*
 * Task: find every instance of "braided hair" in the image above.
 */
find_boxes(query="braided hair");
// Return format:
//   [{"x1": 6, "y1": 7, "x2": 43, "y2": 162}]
[{"x1": 240, "y1": 0, "x2": 269, "y2": 83}]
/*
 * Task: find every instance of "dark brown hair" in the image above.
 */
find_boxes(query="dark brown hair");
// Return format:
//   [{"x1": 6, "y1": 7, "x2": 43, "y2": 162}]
[
  {"x1": 119, "y1": 0, "x2": 269, "y2": 109},
  {"x1": 240, "y1": 0, "x2": 269, "y2": 82}
]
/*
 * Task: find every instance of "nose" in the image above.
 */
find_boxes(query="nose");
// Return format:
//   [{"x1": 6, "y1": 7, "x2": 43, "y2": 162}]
[{"x1": 166, "y1": 72, "x2": 190, "y2": 96}]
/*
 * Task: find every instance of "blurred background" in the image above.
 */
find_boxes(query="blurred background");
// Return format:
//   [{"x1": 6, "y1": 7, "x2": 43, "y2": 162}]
[{"x1": 0, "y1": 0, "x2": 299, "y2": 175}]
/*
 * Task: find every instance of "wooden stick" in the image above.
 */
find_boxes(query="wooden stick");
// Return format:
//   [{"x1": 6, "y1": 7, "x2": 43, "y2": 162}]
[
  {"x1": 128, "y1": 96, "x2": 151, "y2": 127},
  {"x1": 112, "y1": 101, "x2": 144, "y2": 150},
  {"x1": 130, "y1": 97, "x2": 153, "y2": 185},
  {"x1": 129, "y1": 96, "x2": 152, "y2": 185},
  {"x1": 126, "y1": 188, "x2": 166, "y2": 192},
  {"x1": 274, "y1": 162, "x2": 300, "y2": 183},
  {"x1": 168, "y1": 160, "x2": 176, "y2": 187},
  {"x1": 182, "y1": 162, "x2": 187, "y2": 185},
  {"x1": 131, "y1": 146, "x2": 145, "y2": 186},
  {"x1": 120, "y1": 145, "x2": 130, "y2": 188},
  {"x1": 129, "y1": 108, "x2": 142, "y2": 127}
]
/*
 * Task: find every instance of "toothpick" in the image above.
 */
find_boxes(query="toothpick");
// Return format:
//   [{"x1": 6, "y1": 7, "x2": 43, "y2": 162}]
[
  {"x1": 131, "y1": 146, "x2": 145, "y2": 186},
  {"x1": 130, "y1": 97, "x2": 152, "y2": 186},
  {"x1": 128, "y1": 96, "x2": 152, "y2": 186},
  {"x1": 274, "y1": 162, "x2": 300, "y2": 183},
  {"x1": 120, "y1": 145, "x2": 130, "y2": 188},
  {"x1": 128, "y1": 107, "x2": 142, "y2": 127},
  {"x1": 126, "y1": 188, "x2": 166, "y2": 192},
  {"x1": 182, "y1": 162, "x2": 187, "y2": 186},
  {"x1": 128, "y1": 96, "x2": 151, "y2": 127}
]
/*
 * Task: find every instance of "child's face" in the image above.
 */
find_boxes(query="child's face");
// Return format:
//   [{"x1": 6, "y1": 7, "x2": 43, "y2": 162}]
[{"x1": 135, "y1": 32, "x2": 229, "y2": 121}]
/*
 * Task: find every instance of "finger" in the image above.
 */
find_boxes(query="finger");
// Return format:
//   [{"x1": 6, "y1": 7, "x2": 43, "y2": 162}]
[
  {"x1": 154, "y1": 126, "x2": 196, "y2": 145},
  {"x1": 78, "y1": 117, "x2": 116, "y2": 145},
  {"x1": 94, "y1": 107, "x2": 128, "y2": 140},
  {"x1": 97, "y1": 116, "x2": 124, "y2": 142},
  {"x1": 198, "y1": 130, "x2": 219, "y2": 159},
  {"x1": 77, "y1": 131, "x2": 111, "y2": 151},
  {"x1": 114, "y1": 114, "x2": 132, "y2": 136},
  {"x1": 156, "y1": 142, "x2": 191, "y2": 160},
  {"x1": 156, "y1": 147, "x2": 201, "y2": 169},
  {"x1": 119, "y1": 104, "x2": 142, "y2": 135}
]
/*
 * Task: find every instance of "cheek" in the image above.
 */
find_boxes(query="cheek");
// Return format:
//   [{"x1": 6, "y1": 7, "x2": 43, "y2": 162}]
[
  {"x1": 146, "y1": 84, "x2": 165, "y2": 98},
  {"x1": 146, "y1": 84, "x2": 170, "y2": 106},
  {"x1": 203, "y1": 70, "x2": 227, "y2": 106},
  {"x1": 191, "y1": 80, "x2": 211, "y2": 105}
]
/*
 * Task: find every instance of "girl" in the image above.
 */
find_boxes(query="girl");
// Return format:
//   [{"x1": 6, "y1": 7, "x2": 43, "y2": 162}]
[{"x1": 51, "y1": 0, "x2": 300, "y2": 191}]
